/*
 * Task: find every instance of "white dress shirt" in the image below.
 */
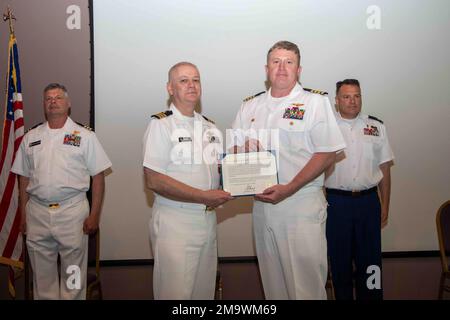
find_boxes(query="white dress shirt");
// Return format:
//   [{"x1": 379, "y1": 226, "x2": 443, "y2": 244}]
[
  {"x1": 11, "y1": 117, "x2": 112, "y2": 202},
  {"x1": 325, "y1": 112, "x2": 394, "y2": 191}
]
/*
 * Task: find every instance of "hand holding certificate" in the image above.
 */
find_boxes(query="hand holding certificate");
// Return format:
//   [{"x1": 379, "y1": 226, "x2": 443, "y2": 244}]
[{"x1": 221, "y1": 151, "x2": 278, "y2": 196}]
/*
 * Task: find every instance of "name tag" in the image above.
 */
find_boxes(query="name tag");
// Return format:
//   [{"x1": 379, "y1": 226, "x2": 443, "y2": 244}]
[
  {"x1": 209, "y1": 136, "x2": 220, "y2": 143},
  {"x1": 178, "y1": 137, "x2": 192, "y2": 142},
  {"x1": 29, "y1": 140, "x2": 41, "y2": 147}
]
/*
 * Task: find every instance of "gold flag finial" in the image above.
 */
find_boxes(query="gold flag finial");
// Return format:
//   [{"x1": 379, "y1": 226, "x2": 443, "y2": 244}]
[{"x1": 3, "y1": 6, "x2": 16, "y2": 35}]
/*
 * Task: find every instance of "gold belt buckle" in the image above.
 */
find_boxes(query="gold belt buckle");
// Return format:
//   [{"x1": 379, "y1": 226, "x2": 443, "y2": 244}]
[
  {"x1": 351, "y1": 190, "x2": 361, "y2": 197},
  {"x1": 48, "y1": 203, "x2": 60, "y2": 209}
]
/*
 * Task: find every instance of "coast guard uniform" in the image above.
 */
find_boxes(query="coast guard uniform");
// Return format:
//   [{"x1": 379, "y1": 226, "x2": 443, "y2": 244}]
[
  {"x1": 11, "y1": 117, "x2": 111, "y2": 299},
  {"x1": 143, "y1": 104, "x2": 221, "y2": 299},
  {"x1": 325, "y1": 112, "x2": 394, "y2": 299},
  {"x1": 231, "y1": 83, "x2": 346, "y2": 299}
]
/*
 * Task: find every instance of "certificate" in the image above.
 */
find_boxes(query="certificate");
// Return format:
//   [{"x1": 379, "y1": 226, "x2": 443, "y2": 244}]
[{"x1": 221, "y1": 151, "x2": 278, "y2": 196}]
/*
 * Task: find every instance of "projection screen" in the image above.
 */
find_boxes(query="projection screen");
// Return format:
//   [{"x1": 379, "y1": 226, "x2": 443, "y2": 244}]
[{"x1": 93, "y1": 0, "x2": 450, "y2": 260}]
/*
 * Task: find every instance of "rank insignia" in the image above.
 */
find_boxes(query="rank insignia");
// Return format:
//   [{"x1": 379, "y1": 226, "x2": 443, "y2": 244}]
[
  {"x1": 202, "y1": 115, "x2": 215, "y2": 124},
  {"x1": 151, "y1": 110, "x2": 173, "y2": 120},
  {"x1": 304, "y1": 88, "x2": 328, "y2": 95},
  {"x1": 63, "y1": 133, "x2": 81, "y2": 147},
  {"x1": 283, "y1": 106, "x2": 305, "y2": 120},
  {"x1": 243, "y1": 91, "x2": 265, "y2": 102},
  {"x1": 363, "y1": 125, "x2": 380, "y2": 137}
]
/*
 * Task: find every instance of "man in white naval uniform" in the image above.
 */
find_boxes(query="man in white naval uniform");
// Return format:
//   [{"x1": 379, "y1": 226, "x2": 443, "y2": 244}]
[
  {"x1": 230, "y1": 41, "x2": 346, "y2": 299},
  {"x1": 11, "y1": 83, "x2": 111, "y2": 300},
  {"x1": 143, "y1": 62, "x2": 232, "y2": 299},
  {"x1": 325, "y1": 79, "x2": 394, "y2": 299}
]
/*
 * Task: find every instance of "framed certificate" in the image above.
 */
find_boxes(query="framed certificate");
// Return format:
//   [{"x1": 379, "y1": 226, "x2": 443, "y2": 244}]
[{"x1": 221, "y1": 151, "x2": 278, "y2": 197}]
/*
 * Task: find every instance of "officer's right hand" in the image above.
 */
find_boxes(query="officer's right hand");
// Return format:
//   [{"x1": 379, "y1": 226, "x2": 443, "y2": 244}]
[
  {"x1": 231, "y1": 139, "x2": 264, "y2": 153},
  {"x1": 244, "y1": 139, "x2": 264, "y2": 152},
  {"x1": 201, "y1": 190, "x2": 233, "y2": 208}
]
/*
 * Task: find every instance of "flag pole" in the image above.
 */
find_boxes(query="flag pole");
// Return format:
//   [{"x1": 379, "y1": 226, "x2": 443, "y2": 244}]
[
  {"x1": 3, "y1": 6, "x2": 16, "y2": 35},
  {"x1": 2, "y1": 6, "x2": 28, "y2": 299}
]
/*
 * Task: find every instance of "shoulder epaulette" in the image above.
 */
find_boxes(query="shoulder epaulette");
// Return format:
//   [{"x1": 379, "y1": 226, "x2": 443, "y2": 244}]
[
  {"x1": 76, "y1": 122, "x2": 94, "y2": 131},
  {"x1": 368, "y1": 115, "x2": 383, "y2": 124},
  {"x1": 25, "y1": 122, "x2": 43, "y2": 134},
  {"x1": 151, "y1": 110, "x2": 173, "y2": 120},
  {"x1": 304, "y1": 88, "x2": 328, "y2": 95},
  {"x1": 243, "y1": 91, "x2": 265, "y2": 102},
  {"x1": 202, "y1": 115, "x2": 215, "y2": 124}
]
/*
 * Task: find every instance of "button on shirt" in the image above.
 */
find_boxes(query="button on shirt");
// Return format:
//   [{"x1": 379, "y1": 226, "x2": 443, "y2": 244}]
[
  {"x1": 230, "y1": 83, "x2": 346, "y2": 194},
  {"x1": 142, "y1": 104, "x2": 221, "y2": 207},
  {"x1": 11, "y1": 117, "x2": 112, "y2": 203},
  {"x1": 325, "y1": 112, "x2": 394, "y2": 191}
]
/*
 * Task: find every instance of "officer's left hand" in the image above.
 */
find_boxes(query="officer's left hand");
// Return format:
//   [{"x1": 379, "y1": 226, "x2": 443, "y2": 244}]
[
  {"x1": 83, "y1": 215, "x2": 99, "y2": 234},
  {"x1": 255, "y1": 184, "x2": 293, "y2": 204},
  {"x1": 381, "y1": 208, "x2": 389, "y2": 229}
]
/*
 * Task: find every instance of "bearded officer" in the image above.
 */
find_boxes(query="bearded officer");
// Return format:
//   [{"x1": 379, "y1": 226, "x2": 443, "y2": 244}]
[
  {"x1": 143, "y1": 62, "x2": 232, "y2": 299},
  {"x1": 11, "y1": 83, "x2": 111, "y2": 299}
]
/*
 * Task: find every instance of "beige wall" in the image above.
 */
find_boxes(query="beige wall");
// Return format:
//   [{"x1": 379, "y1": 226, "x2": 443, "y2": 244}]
[{"x1": 0, "y1": 0, "x2": 90, "y2": 131}]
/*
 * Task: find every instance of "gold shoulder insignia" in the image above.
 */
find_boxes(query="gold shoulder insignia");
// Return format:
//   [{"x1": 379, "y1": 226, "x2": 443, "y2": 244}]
[
  {"x1": 25, "y1": 122, "x2": 43, "y2": 134},
  {"x1": 304, "y1": 88, "x2": 328, "y2": 95},
  {"x1": 243, "y1": 91, "x2": 265, "y2": 102},
  {"x1": 202, "y1": 115, "x2": 215, "y2": 124},
  {"x1": 76, "y1": 122, "x2": 93, "y2": 131},
  {"x1": 151, "y1": 110, "x2": 173, "y2": 119},
  {"x1": 368, "y1": 115, "x2": 384, "y2": 124}
]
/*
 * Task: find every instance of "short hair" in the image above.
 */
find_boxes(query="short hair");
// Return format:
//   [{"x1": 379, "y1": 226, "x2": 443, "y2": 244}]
[
  {"x1": 267, "y1": 41, "x2": 301, "y2": 65},
  {"x1": 336, "y1": 79, "x2": 360, "y2": 95},
  {"x1": 43, "y1": 83, "x2": 68, "y2": 96},
  {"x1": 168, "y1": 62, "x2": 199, "y2": 82}
]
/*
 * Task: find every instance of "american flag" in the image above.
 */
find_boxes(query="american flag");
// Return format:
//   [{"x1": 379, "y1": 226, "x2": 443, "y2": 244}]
[{"x1": 0, "y1": 32, "x2": 25, "y2": 296}]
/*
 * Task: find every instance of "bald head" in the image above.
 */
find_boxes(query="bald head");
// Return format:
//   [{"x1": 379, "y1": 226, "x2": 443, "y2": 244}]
[
  {"x1": 168, "y1": 62, "x2": 199, "y2": 84},
  {"x1": 166, "y1": 62, "x2": 201, "y2": 116}
]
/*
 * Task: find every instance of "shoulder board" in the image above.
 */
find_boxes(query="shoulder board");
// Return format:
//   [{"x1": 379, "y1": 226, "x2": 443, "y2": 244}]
[
  {"x1": 202, "y1": 115, "x2": 215, "y2": 124},
  {"x1": 304, "y1": 88, "x2": 328, "y2": 95},
  {"x1": 76, "y1": 122, "x2": 94, "y2": 131},
  {"x1": 243, "y1": 91, "x2": 265, "y2": 102},
  {"x1": 25, "y1": 122, "x2": 43, "y2": 134},
  {"x1": 368, "y1": 115, "x2": 383, "y2": 124},
  {"x1": 151, "y1": 110, "x2": 173, "y2": 120}
]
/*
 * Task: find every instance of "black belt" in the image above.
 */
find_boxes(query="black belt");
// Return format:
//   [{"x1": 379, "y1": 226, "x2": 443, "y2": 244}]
[{"x1": 325, "y1": 186, "x2": 377, "y2": 197}]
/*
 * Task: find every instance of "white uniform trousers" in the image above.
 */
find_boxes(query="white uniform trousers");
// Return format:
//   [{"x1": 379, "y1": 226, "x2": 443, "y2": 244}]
[
  {"x1": 149, "y1": 203, "x2": 217, "y2": 300},
  {"x1": 26, "y1": 195, "x2": 89, "y2": 300},
  {"x1": 253, "y1": 189, "x2": 328, "y2": 300}
]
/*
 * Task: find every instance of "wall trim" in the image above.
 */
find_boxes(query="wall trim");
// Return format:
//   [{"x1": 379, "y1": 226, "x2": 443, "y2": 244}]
[{"x1": 98, "y1": 251, "x2": 440, "y2": 267}]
